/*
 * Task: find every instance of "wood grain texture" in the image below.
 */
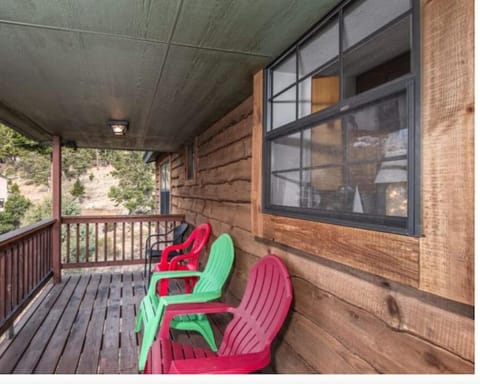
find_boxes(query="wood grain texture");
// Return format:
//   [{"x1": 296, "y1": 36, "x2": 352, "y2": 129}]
[
  {"x1": 198, "y1": 97, "x2": 253, "y2": 145},
  {"x1": 251, "y1": 70, "x2": 264, "y2": 237},
  {"x1": 284, "y1": 313, "x2": 377, "y2": 373},
  {"x1": 263, "y1": 214, "x2": 419, "y2": 286},
  {"x1": 227, "y1": 242, "x2": 473, "y2": 363},
  {"x1": 292, "y1": 276, "x2": 473, "y2": 373},
  {"x1": 419, "y1": 0, "x2": 474, "y2": 305}
]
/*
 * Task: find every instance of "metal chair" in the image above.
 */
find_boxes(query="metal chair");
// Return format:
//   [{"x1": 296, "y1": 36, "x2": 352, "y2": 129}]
[{"x1": 144, "y1": 223, "x2": 189, "y2": 286}]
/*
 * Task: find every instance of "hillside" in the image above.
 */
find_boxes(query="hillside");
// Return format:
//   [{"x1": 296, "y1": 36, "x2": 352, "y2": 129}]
[{"x1": 12, "y1": 164, "x2": 128, "y2": 216}]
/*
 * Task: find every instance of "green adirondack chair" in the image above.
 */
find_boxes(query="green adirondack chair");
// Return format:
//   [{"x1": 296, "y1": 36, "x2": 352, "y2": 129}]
[{"x1": 135, "y1": 233, "x2": 235, "y2": 372}]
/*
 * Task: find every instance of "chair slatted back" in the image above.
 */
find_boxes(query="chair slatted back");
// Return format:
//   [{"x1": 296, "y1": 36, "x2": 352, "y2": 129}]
[
  {"x1": 193, "y1": 233, "x2": 234, "y2": 295},
  {"x1": 218, "y1": 255, "x2": 292, "y2": 356}
]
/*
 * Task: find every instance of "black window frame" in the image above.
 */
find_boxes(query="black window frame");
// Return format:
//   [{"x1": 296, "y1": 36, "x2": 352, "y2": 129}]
[{"x1": 262, "y1": 0, "x2": 421, "y2": 236}]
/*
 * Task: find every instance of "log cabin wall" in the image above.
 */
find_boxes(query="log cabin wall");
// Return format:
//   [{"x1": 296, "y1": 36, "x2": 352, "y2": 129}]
[{"x1": 168, "y1": 0, "x2": 473, "y2": 373}]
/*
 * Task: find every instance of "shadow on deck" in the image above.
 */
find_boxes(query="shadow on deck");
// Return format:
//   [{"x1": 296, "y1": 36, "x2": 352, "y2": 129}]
[{"x1": 0, "y1": 268, "x2": 230, "y2": 374}]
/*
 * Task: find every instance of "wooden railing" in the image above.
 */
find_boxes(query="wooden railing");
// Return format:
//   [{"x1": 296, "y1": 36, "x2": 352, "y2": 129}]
[
  {"x1": 60, "y1": 214, "x2": 185, "y2": 268},
  {"x1": 0, "y1": 219, "x2": 55, "y2": 335}
]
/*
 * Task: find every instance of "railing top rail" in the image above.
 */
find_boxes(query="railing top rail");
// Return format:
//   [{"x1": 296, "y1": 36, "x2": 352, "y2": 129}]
[
  {"x1": 61, "y1": 214, "x2": 185, "y2": 224},
  {"x1": 0, "y1": 218, "x2": 56, "y2": 249}
]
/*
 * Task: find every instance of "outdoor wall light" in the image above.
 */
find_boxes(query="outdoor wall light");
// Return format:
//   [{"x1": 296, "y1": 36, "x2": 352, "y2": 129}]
[{"x1": 108, "y1": 120, "x2": 128, "y2": 136}]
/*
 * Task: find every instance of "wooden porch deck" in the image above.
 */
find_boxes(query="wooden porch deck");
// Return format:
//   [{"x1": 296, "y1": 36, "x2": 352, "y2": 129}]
[{"x1": 0, "y1": 268, "x2": 227, "y2": 374}]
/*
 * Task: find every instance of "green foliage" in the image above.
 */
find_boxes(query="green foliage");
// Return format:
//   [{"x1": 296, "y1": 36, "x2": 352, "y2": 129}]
[
  {"x1": 16, "y1": 151, "x2": 51, "y2": 186},
  {"x1": 70, "y1": 179, "x2": 86, "y2": 200},
  {"x1": 62, "y1": 148, "x2": 96, "y2": 181},
  {"x1": 108, "y1": 151, "x2": 155, "y2": 214},
  {"x1": 0, "y1": 124, "x2": 49, "y2": 164},
  {"x1": 0, "y1": 183, "x2": 32, "y2": 234},
  {"x1": 1, "y1": 124, "x2": 156, "y2": 216},
  {"x1": 23, "y1": 195, "x2": 81, "y2": 225}
]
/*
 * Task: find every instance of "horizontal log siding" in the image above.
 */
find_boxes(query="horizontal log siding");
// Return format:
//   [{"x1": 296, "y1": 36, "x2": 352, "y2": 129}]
[
  {"x1": 169, "y1": 1, "x2": 473, "y2": 372},
  {"x1": 169, "y1": 95, "x2": 473, "y2": 373}
]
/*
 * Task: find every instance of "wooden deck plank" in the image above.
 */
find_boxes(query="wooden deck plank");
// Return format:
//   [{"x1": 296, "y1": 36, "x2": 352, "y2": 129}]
[
  {"x1": 13, "y1": 276, "x2": 80, "y2": 373},
  {"x1": 34, "y1": 274, "x2": 91, "y2": 373},
  {"x1": 0, "y1": 280, "x2": 65, "y2": 373},
  {"x1": 98, "y1": 273, "x2": 122, "y2": 374},
  {"x1": 76, "y1": 273, "x2": 111, "y2": 374},
  {"x1": 55, "y1": 274, "x2": 101, "y2": 373},
  {"x1": 0, "y1": 269, "x2": 229, "y2": 374},
  {"x1": 0, "y1": 280, "x2": 55, "y2": 358},
  {"x1": 132, "y1": 271, "x2": 145, "y2": 307},
  {"x1": 120, "y1": 273, "x2": 139, "y2": 373}
]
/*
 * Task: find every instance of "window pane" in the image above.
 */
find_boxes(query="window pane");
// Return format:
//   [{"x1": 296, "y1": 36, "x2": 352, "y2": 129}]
[
  {"x1": 348, "y1": 93, "x2": 408, "y2": 217},
  {"x1": 344, "y1": 16, "x2": 411, "y2": 98},
  {"x1": 271, "y1": 171, "x2": 301, "y2": 207},
  {"x1": 300, "y1": 92, "x2": 408, "y2": 216},
  {"x1": 301, "y1": 168, "x2": 344, "y2": 210},
  {"x1": 272, "y1": 87, "x2": 296, "y2": 129},
  {"x1": 271, "y1": 132, "x2": 301, "y2": 171},
  {"x1": 303, "y1": 119, "x2": 343, "y2": 169},
  {"x1": 299, "y1": 18, "x2": 338, "y2": 78},
  {"x1": 346, "y1": 92, "x2": 407, "y2": 162},
  {"x1": 343, "y1": 0, "x2": 411, "y2": 50},
  {"x1": 272, "y1": 52, "x2": 296, "y2": 95},
  {"x1": 299, "y1": 63, "x2": 339, "y2": 119}
]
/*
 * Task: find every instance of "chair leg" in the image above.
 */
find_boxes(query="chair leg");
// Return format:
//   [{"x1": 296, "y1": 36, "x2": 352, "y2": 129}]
[
  {"x1": 171, "y1": 316, "x2": 218, "y2": 352},
  {"x1": 138, "y1": 327, "x2": 155, "y2": 373},
  {"x1": 196, "y1": 318, "x2": 217, "y2": 352},
  {"x1": 135, "y1": 312, "x2": 143, "y2": 333}
]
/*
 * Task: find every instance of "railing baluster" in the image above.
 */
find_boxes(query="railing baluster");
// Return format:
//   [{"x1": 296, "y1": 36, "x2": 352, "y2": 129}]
[
  {"x1": 6, "y1": 248, "x2": 12, "y2": 314},
  {"x1": 95, "y1": 223, "x2": 98, "y2": 263},
  {"x1": 122, "y1": 223, "x2": 125, "y2": 261},
  {"x1": 104, "y1": 223, "x2": 108, "y2": 262},
  {"x1": 0, "y1": 250, "x2": 5, "y2": 321},
  {"x1": 130, "y1": 222, "x2": 134, "y2": 260},
  {"x1": 139, "y1": 221, "x2": 143, "y2": 260},
  {"x1": 76, "y1": 223, "x2": 80, "y2": 263},
  {"x1": 27, "y1": 237, "x2": 32, "y2": 294},
  {"x1": 13, "y1": 243, "x2": 19, "y2": 308},
  {"x1": 113, "y1": 222, "x2": 117, "y2": 261},
  {"x1": 85, "y1": 223, "x2": 90, "y2": 264},
  {"x1": 66, "y1": 223, "x2": 71, "y2": 265}
]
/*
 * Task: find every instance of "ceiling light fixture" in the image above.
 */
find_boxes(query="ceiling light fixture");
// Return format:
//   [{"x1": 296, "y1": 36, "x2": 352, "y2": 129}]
[{"x1": 108, "y1": 120, "x2": 129, "y2": 136}]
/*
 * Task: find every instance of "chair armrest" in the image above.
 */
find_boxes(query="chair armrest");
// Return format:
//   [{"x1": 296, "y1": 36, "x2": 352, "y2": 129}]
[
  {"x1": 145, "y1": 227, "x2": 174, "y2": 246},
  {"x1": 157, "y1": 241, "x2": 193, "y2": 266},
  {"x1": 159, "y1": 302, "x2": 234, "y2": 339},
  {"x1": 168, "y1": 350, "x2": 270, "y2": 374},
  {"x1": 168, "y1": 253, "x2": 197, "y2": 270},
  {"x1": 148, "y1": 270, "x2": 202, "y2": 296},
  {"x1": 160, "y1": 291, "x2": 221, "y2": 306},
  {"x1": 148, "y1": 239, "x2": 173, "y2": 251}
]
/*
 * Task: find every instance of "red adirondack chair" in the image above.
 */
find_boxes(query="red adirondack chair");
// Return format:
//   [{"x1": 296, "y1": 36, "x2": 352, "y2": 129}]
[
  {"x1": 153, "y1": 222, "x2": 211, "y2": 296},
  {"x1": 143, "y1": 254, "x2": 293, "y2": 374}
]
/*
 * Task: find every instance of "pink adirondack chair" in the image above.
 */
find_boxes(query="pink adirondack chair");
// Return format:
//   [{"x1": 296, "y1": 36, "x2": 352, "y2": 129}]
[
  {"x1": 153, "y1": 222, "x2": 211, "y2": 296},
  {"x1": 143, "y1": 254, "x2": 293, "y2": 374}
]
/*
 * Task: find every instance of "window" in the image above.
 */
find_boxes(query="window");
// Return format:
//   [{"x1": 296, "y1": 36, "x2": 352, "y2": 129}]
[
  {"x1": 185, "y1": 142, "x2": 196, "y2": 181},
  {"x1": 264, "y1": 0, "x2": 419, "y2": 235},
  {"x1": 160, "y1": 161, "x2": 170, "y2": 214}
]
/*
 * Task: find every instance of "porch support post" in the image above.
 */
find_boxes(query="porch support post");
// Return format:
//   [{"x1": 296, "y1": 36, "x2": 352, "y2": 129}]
[{"x1": 52, "y1": 136, "x2": 62, "y2": 283}]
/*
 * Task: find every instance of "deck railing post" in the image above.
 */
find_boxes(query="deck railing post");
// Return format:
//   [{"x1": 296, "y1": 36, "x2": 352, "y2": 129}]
[{"x1": 52, "y1": 136, "x2": 62, "y2": 283}]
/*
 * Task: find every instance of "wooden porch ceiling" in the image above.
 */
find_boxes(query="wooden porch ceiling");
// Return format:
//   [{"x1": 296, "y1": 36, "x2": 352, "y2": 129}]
[
  {"x1": 0, "y1": 269, "x2": 231, "y2": 374},
  {"x1": 0, "y1": 0, "x2": 340, "y2": 152}
]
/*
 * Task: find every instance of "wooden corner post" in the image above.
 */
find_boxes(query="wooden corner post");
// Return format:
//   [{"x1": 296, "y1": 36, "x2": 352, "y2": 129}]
[{"x1": 52, "y1": 136, "x2": 62, "y2": 283}]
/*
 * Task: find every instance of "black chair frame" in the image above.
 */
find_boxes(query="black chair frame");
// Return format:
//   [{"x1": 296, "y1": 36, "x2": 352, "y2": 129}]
[{"x1": 144, "y1": 222, "x2": 189, "y2": 285}]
